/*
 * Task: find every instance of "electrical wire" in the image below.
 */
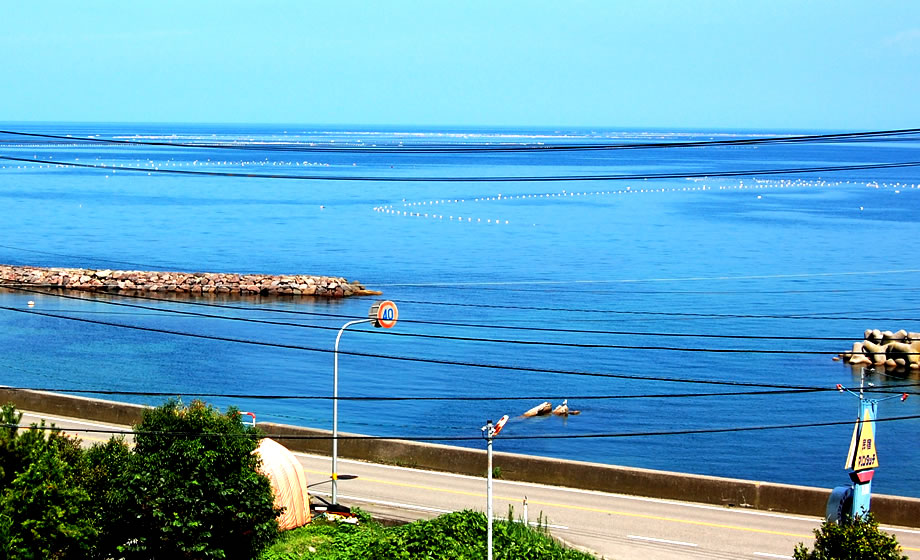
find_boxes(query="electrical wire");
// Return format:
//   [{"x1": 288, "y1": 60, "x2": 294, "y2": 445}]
[
  {"x1": 2, "y1": 127, "x2": 919, "y2": 153},
  {"x1": 4, "y1": 154, "x2": 920, "y2": 182},
  {"x1": 1, "y1": 304, "x2": 892, "y2": 356},
  {"x1": 3, "y1": 384, "x2": 917, "y2": 400},
  {"x1": 5, "y1": 283, "x2": 918, "y2": 338},
  {"x1": 368, "y1": 268, "x2": 920, "y2": 288},
  {"x1": 5, "y1": 414, "x2": 920, "y2": 441},
  {"x1": 0, "y1": 243, "x2": 176, "y2": 271},
  {"x1": 374, "y1": 285, "x2": 920, "y2": 296},
  {"x1": 5, "y1": 242, "x2": 920, "y2": 297},
  {"x1": 5, "y1": 306, "x2": 920, "y2": 395},
  {"x1": 388, "y1": 297, "x2": 920, "y2": 322},
  {"x1": 0, "y1": 284, "x2": 867, "y2": 346}
]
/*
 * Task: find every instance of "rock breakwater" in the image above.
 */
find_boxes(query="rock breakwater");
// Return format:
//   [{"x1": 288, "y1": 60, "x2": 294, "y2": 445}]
[
  {"x1": 837, "y1": 329, "x2": 920, "y2": 371},
  {"x1": 0, "y1": 265, "x2": 379, "y2": 298}
]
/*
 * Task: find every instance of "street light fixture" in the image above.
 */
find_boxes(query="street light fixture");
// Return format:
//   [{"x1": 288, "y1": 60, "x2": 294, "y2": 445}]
[
  {"x1": 331, "y1": 300, "x2": 398, "y2": 505},
  {"x1": 482, "y1": 414, "x2": 509, "y2": 560}
]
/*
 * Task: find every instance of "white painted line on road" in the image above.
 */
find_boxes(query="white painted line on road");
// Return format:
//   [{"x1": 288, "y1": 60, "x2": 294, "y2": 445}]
[
  {"x1": 497, "y1": 481, "x2": 818, "y2": 524},
  {"x1": 882, "y1": 526, "x2": 920, "y2": 535},
  {"x1": 22, "y1": 413, "x2": 131, "y2": 432},
  {"x1": 753, "y1": 553, "x2": 792, "y2": 559},
  {"x1": 627, "y1": 535, "x2": 698, "y2": 547},
  {"x1": 311, "y1": 491, "x2": 569, "y2": 530},
  {"x1": 30, "y1": 417, "x2": 918, "y2": 537},
  {"x1": 292, "y1": 450, "x2": 820, "y2": 525},
  {"x1": 311, "y1": 491, "x2": 451, "y2": 515}
]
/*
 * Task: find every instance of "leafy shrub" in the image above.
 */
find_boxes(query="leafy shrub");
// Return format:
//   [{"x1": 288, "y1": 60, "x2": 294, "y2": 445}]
[
  {"x1": 794, "y1": 514, "x2": 908, "y2": 560},
  {"x1": 80, "y1": 436, "x2": 133, "y2": 557},
  {"x1": 262, "y1": 509, "x2": 595, "y2": 560},
  {"x1": 115, "y1": 399, "x2": 281, "y2": 560},
  {"x1": 1, "y1": 400, "x2": 282, "y2": 559},
  {"x1": 0, "y1": 403, "x2": 97, "y2": 560}
]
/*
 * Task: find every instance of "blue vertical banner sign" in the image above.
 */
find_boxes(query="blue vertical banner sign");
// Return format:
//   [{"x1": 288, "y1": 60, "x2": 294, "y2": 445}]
[
  {"x1": 827, "y1": 383, "x2": 906, "y2": 523},
  {"x1": 845, "y1": 399, "x2": 878, "y2": 518}
]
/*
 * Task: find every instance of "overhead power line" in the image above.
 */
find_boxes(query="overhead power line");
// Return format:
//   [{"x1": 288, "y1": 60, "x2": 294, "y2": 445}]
[
  {"x1": 4, "y1": 154, "x2": 920, "y2": 182},
  {"x1": 5, "y1": 413, "x2": 920, "y2": 441},
  {"x1": 5, "y1": 284, "x2": 918, "y2": 337},
  {"x1": 389, "y1": 297, "x2": 920, "y2": 322},
  {"x1": 0, "y1": 305, "x2": 893, "y2": 390},
  {"x1": 369, "y1": 268, "x2": 920, "y2": 288},
  {"x1": 1, "y1": 304, "x2": 886, "y2": 357},
  {"x1": 5, "y1": 241, "x2": 920, "y2": 294},
  {"x1": 0, "y1": 385, "x2": 842, "y2": 400},
  {"x1": 4, "y1": 384, "x2": 917, "y2": 400},
  {"x1": 0, "y1": 243, "x2": 176, "y2": 271},
  {"x1": 2, "y1": 127, "x2": 919, "y2": 152},
  {"x1": 0, "y1": 284, "x2": 867, "y2": 347}
]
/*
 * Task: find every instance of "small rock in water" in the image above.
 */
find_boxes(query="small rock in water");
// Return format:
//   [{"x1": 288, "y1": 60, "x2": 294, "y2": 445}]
[{"x1": 522, "y1": 402, "x2": 552, "y2": 417}]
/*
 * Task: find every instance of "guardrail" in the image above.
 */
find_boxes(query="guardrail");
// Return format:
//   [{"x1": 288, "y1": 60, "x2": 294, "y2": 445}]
[{"x1": 3, "y1": 387, "x2": 918, "y2": 527}]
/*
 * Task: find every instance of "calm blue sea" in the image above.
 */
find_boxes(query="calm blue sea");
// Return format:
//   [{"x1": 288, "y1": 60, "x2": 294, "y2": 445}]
[{"x1": 1, "y1": 123, "x2": 919, "y2": 497}]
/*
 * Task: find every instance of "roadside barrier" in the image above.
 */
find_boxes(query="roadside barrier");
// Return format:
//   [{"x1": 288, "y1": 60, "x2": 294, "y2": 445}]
[{"x1": 2, "y1": 387, "x2": 918, "y2": 527}]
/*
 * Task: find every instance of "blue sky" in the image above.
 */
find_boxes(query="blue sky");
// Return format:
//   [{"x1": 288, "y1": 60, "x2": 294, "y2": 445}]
[{"x1": 2, "y1": 1, "x2": 918, "y2": 129}]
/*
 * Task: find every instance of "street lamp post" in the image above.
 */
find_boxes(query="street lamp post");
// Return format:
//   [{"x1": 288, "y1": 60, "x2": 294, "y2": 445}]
[
  {"x1": 331, "y1": 300, "x2": 399, "y2": 506},
  {"x1": 332, "y1": 318, "x2": 371, "y2": 505},
  {"x1": 825, "y1": 372, "x2": 908, "y2": 522},
  {"x1": 481, "y1": 414, "x2": 509, "y2": 560}
]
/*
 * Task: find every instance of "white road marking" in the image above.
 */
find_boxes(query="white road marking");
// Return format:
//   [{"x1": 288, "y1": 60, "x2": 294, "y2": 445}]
[
  {"x1": 311, "y1": 491, "x2": 569, "y2": 529},
  {"x1": 21, "y1": 413, "x2": 130, "y2": 432},
  {"x1": 753, "y1": 553, "x2": 792, "y2": 559},
  {"x1": 627, "y1": 535, "x2": 698, "y2": 547},
  {"x1": 311, "y1": 490, "x2": 451, "y2": 515},
  {"x1": 24, "y1": 413, "x2": 920, "y2": 535},
  {"x1": 292, "y1": 450, "x2": 821, "y2": 524}
]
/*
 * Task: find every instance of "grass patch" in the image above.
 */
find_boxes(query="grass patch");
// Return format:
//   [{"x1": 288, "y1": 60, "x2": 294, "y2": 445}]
[{"x1": 261, "y1": 509, "x2": 596, "y2": 560}]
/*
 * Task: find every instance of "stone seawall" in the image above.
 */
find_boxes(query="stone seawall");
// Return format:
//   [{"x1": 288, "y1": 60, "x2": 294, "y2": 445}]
[
  {"x1": 0, "y1": 264, "x2": 379, "y2": 298},
  {"x1": 3, "y1": 387, "x2": 920, "y2": 527}
]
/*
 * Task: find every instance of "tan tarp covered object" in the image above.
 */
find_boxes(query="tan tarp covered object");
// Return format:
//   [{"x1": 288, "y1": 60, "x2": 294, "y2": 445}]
[{"x1": 255, "y1": 438, "x2": 312, "y2": 530}]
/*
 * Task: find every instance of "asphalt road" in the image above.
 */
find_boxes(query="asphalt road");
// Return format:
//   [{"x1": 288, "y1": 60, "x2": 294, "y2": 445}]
[{"x1": 19, "y1": 411, "x2": 920, "y2": 560}]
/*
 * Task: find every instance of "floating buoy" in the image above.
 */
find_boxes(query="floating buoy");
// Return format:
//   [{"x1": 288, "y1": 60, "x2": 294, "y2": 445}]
[{"x1": 27, "y1": 301, "x2": 35, "y2": 307}]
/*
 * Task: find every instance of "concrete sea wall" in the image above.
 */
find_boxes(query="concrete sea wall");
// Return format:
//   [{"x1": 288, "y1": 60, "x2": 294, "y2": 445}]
[
  {"x1": 2, "y1": 387, "x2": 919, "y2": 528},
  {"x1": 0, "y1": 264, "x2": 378, "y2": 297}
]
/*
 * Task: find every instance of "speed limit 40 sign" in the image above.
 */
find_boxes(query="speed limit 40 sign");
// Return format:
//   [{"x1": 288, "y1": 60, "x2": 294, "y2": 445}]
[{"x1": 368, "y1": 300, "x2": 398, "y2": 329}]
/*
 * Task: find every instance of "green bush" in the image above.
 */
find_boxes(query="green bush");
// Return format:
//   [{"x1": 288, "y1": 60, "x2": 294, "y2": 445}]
[
  {"x1": 0, "y1": 403, "x2": 97, "y2": 560},
  {"x1": 262, "y1": 509, "x2": 595, "y2": 560},
  {"x1": 115, "y1": 399, "x2": 281, "y2": 560},
  {"x1": 794, "y1": 514, "x2": 908, "y2": 560},
  {"x1": 81, "y1": 436, "x2": 133, "y2": 558}
]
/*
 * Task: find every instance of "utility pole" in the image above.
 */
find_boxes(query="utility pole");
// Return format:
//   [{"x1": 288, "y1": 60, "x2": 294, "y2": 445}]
[
  {"x1": 331, "y1": 300, "x2": 398, "y2": 505},
  {"x1": 826, "y1": 372, "x2": 907, "y2": 521},
  {"x1": 482, "y1": 414, "x2": 509, "y2": 560}
]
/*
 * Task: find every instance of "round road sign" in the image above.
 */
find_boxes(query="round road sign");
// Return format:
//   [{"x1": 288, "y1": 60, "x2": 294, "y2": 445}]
[{"x1": 372, "y1": 300, "x2": 398, "y2": 329}]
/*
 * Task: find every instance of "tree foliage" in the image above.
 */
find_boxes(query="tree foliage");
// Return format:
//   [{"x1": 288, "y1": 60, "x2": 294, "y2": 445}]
[
  {"x1": 116, "y1": 399, "x2": 281, "y2": 559},
  {"x1": 0, "y1": 400, "x2": 281, "y2": 559},
  {"x1": 794, "y1": 514, "x2": 908, "y2": 560},
  {"x1": 274, "y1": 509, "x2": 595, "y2": 560},
  {"x1": 0, "y1": 403, "x2": 96, "y2": 560}
]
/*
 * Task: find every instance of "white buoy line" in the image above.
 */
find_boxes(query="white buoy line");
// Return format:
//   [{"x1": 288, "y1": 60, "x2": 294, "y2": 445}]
[
  {"x1": 366, "y1": 178, "x2": 920, "y2": 226},
  {"x1": 371, "y1": 186, "x2": 716, "y2": 226},
  {"x1": 0, "y1": 157, "x2": 335, "y2": 170},
  {"x1": 371, "y1": 205, "x2": 511, "y2": 225},
  {"x1": 3, "y1": 158, "x2": 918, "y2": 226},
  {"x1": 3, "y1": 157, "x2": 920, "y2": 195}
]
